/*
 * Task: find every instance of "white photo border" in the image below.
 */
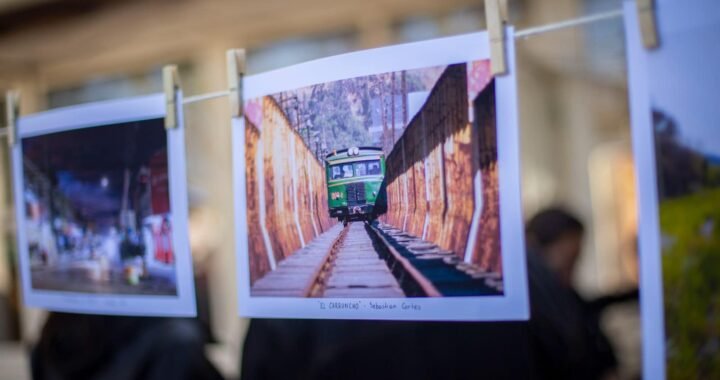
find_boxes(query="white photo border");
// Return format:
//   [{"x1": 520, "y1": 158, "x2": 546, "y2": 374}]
[
  {"x1": 234, "y1": 29, "x2": 530, "y2": 321},
  {"x1": 12, "y1": 93, "x2": 197, "y2": 316},
  {"x1": 625, "y1": 1, "x2": 720, "y2": 377},
  {"x1": 624, "y1": 3, "x2": 665, "y2": 377}
]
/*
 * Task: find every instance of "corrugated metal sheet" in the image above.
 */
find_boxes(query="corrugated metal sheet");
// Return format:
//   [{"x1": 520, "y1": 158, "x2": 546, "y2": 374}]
[
  {"x1": 244, "y1": 96, "x2": 335, "y2": 284},
  {"x1": 383, "y1": 64, "x2": 501, "y2": 272}
]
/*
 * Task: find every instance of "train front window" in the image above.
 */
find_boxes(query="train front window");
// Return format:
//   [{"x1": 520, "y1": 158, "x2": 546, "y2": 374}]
[
  {"x1": 354, "y1": 160, "x2": 381, "y2": 176},
  {"x1": 331, "y1": 166, "x2": 342, "y2": 179},
  {"x1": 330, "y1": 159, "x2": 381, "y2": 179},
  {"x1": 331, "y1": 164, "x2": 354, "y2": 179},
  {"x1": 366, "y1": 160, "x2": 381, "y2": 175}
]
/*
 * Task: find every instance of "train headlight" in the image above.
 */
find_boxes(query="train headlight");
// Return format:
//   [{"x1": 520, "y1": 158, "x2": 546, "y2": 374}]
[{"x1": 331, "y1": 191, "x2": 343, "y2": 200}]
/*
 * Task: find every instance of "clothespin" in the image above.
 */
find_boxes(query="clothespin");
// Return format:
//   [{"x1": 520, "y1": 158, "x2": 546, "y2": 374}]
[
  {"x1": 637, "y1": 0, "x2": 659, "y2": 49},
  {"x1": 162, "y1": 65, "x2": 181, "y2": 129},
  {"x1": 485, "y1": 0, "x2": 510, "y2": 75},
  {"x1": 5, "y1": 90, "x2": 19, "y2": 146},
  {"x1": 226, "y1": 49, "x2": 246, "y2": 118}
]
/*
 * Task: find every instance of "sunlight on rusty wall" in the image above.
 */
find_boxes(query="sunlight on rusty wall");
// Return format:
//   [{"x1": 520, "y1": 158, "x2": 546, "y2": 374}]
[
  {"x1": 244, "y1": 97, "x2": 334, "y2": 283},
  {"x1": 383, "y1": 64, "x2": 501, "y2": 272}
]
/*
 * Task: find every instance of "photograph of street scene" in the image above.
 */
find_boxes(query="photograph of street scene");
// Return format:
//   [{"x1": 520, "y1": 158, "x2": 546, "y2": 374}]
[
  {"x1": 22, "y1": 119, "x2": 178, "y2": 296},
  {"x1": 243, "y1": 59, "x2": 504, "y2": 298},
  {"x1": 648, "y1": 13, "x2": 720, "y2": 377}
]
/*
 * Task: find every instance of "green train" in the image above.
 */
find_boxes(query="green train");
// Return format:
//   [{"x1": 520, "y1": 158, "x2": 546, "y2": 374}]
[{"x1": 325, "y1": 146, "x2": 387, "y2": 226}]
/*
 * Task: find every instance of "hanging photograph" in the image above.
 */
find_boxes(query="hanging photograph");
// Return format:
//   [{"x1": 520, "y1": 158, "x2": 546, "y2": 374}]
[
  {"x1": 625, "y1": 1, "x2": 720, "y2": 378},
  {"x1": 233, "y1": 30, "x2": 528, "y2": 320},
  {"x1": 12, "y1": 94, "x2": 196, "y2": 316}
]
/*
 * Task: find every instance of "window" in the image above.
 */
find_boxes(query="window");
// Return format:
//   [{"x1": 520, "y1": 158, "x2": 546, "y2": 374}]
[
  {"x1": 330, "y1": 164, "x2": 354, "y2": 179},
  {"x1": 47, "y1": 69, "x2": 163, "y2": 109},
  {"x1": 46, "y1": 64, "x2": 195, "y2": 110},
  {"x1": 247, "y1": 33, "x2": 356, "y2": 74},
  {"x1": 367, "y1": 160, "x2": 382, "y2": 175},
  {"x1": 330, "y1": 160, "x2": 381, "y2": 179},
  {"x1": 355, "y1": 162, "x2": 368, "y2": 176},
  {"x1": 331, "y1": 166, "x2": 343, "y2": 180},
  {"x1": 342, "y1": 164, "x2": 354, "y2": 178}
]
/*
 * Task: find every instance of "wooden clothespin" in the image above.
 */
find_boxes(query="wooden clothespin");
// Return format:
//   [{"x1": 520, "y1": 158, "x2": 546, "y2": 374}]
[
  {"x1": 637, "y1": 0, "x2": 659, "y2": 49},
  {"x1": 162, "y1": 65, "x2": 181, "y2": 129},
  {"x1": 226, "y1": 49, "x2": 246, "y2": 118},
  {"x1": 485, "y1": 0, "x2": 510, "y2": 75},
  {"x1": 5, "y1": 90, "x2": 19, "y2": 146}
]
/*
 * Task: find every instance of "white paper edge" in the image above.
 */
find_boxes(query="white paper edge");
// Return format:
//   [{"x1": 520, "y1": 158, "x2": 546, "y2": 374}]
[
  {"x1": 234, "y1": 29, "x2": 530, "y2": 321},
  {"x1": 623, "y1": 2, "x2": 665, "y2": 378},
  {"x1": 12, "y1": 93, "x2": 197, "y2": 317}
]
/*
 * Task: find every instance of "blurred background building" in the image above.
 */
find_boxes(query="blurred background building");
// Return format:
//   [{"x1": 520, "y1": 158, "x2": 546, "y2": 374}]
[{"x1": 0, "y1": 0, "x2": 640, "y2": 378}]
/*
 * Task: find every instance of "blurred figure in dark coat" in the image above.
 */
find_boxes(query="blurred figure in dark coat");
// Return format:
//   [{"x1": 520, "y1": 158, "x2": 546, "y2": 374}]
[
  {"x1": 32, "y1": 313, "x2": 223, "y2": 380},
  {"x1": 525, "y1": 208, "x2": 630, "y2": 380}
]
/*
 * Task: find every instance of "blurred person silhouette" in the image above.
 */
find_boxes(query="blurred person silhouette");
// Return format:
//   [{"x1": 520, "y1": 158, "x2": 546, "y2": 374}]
[
  {"x1": 31, "y1": 313, "x2": 223, "y2": 380},
  {"x1": 525, "y1": 207, "x2": 638, "y2": 380}
]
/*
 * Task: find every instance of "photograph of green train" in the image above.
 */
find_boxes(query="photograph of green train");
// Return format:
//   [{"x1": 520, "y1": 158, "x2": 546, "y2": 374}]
[
  {"x1": 241, "y1": 57, "x2": 506, "y2": 300},
  {"x1": 325, "y1": 146, "x2": 387, "y2": 226}
]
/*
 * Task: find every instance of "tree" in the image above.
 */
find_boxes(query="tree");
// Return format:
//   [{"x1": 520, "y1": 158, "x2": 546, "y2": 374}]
[{"x1": 269, "y1": 68, "x2": 440, "y2": 155}]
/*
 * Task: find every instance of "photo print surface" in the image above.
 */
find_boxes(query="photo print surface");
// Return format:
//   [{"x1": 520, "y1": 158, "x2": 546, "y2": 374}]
[
  {"x1": 13, "y1": 94, "x2": 196, "y2": 316},
  {"x1": 234, "y1": 31, "x2": 528, "y2": 320},
  {"x1": 625, "y1": 1, "x2": 720, "y2": 378},
  {"x1": 23, "y1": 120, "x2": 175, "y2": 295}
]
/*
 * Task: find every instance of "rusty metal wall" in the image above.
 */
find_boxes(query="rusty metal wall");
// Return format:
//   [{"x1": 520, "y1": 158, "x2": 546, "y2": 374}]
[
  {"x1": 244, "y1": 120, "x2": 271, "y2": 284},
  {"x1": 244, "y1": 96, "x2": 335, "y2": 284},
  {"x1": 292, "y1": 132, "x2": 316, "y2": 245},
  {"x1": 471, "y1": 81, "x2": 502, "y2": 273},
  {"x1": 383, "y1": 64, "x2": 501, "y2": 272},
  {"x1": 406, "y1": 126, "x2": 427, "y2": 237},
  {"x1": 312, "y1": 153, "x2": 333, "y2": 233}
]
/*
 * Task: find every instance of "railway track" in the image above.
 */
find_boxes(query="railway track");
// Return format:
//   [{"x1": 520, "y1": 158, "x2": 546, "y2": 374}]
[
  {"x1": 251, "y1": 221, "x2": 503, "y2": 298},
  {"x1": 372, "y1": 222, "x2": 503, "y2": 296},
  {"x1": 309, "y1": 222, "x2": 405, "y2": 297}
]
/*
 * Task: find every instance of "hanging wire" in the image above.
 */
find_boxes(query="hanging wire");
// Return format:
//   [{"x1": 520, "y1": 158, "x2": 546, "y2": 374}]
[
  {"x1": 515, "y1": 9, "x2": 624, "y2": 39},
  {"x1": 181, "y1": 90, "x2": 231, "y2": 105}
]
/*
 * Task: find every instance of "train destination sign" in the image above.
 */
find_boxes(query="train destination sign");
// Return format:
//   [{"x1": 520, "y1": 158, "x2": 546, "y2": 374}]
[
  {"x1": 11, "y1": 94, "x2": 197, "y2": 316},
  {"x1": 233, "y1": 30, "x2": 529, "y2": 320}
]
